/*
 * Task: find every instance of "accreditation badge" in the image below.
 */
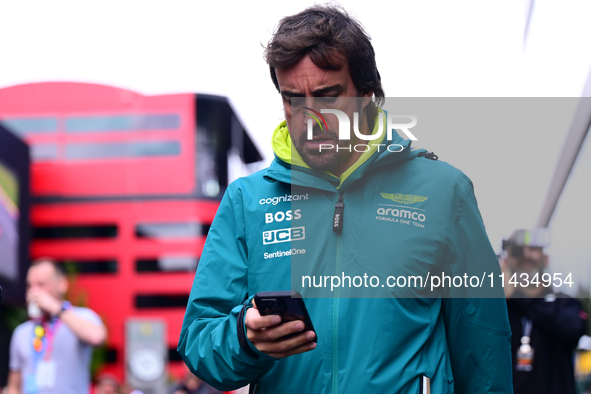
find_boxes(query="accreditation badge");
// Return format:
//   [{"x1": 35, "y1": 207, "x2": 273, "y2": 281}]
[
  {"x1": 36, "y1": 359, "x2": 57, "y2": 390},
  {"x1": 23, "y1": 373, "x2": 38, "y2": 394},
  {"x1": 516, "y1": 337, "x2": 534, "y2": 372}
]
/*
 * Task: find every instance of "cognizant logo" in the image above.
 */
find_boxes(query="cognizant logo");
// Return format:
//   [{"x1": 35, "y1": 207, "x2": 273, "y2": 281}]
[
  {"x1": 259, "y1": 194, "x2": 309, "y2": 205},
  {"x1": 304, "y1": 107, "x2": 418, "y2": 153}
]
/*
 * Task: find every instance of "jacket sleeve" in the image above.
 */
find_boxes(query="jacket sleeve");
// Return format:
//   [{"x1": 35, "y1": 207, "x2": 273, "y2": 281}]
[
  {"x1": 177, "y1": 183, "x2": 277, "y2": 391},
  {"x1": 509, "y1": 295, "x2": 587, "y2": 348},
  {"x1": 442, "y1": 176, "x2": 513, "y2": 394}
]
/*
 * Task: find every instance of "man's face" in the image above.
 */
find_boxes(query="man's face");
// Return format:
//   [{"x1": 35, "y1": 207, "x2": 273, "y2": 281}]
[
  {"x1": 275, "y1": 55, "x2": 372, "y2": 174},
  {"x1": 96, "y1": 379, "x2": 119, "y2": 394},
  {"x1": 505, "y1": 246, "x2": 547, "y2": 278},
  {"x1": 26, "y1": 262, "x2": 65, "y2": 300}
]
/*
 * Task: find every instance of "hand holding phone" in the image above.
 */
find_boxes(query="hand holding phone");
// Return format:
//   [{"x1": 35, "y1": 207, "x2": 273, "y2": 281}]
[
  {"x1": 244, "y1": 291, "x2": 317, "y2": 358},
  {"x1": 254, "y1": 291, "x2": 316, "y2": 339}
]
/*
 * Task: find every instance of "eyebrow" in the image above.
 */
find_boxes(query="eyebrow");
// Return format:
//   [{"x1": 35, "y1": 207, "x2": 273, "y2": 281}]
[{"x1": 281, "y1": 84, "x2": 345, "y2": 99}]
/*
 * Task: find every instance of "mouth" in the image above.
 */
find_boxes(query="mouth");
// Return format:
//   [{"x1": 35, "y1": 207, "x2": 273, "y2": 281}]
[
  {"x1": 306, "y1": 137, "x2": 336, "y2": 148},
  {"x1": 517, "y1": 260, "x2": 539, "y2": 270},
  {"x1": 312, "y1": 135, "x2": 334, "y2": 142}
]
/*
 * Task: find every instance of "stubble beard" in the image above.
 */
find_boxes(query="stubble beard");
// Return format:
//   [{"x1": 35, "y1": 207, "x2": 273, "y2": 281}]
[
  {"x1": 291, "y1": 99, "x2": 365, "y2": 172},
  {"x1": 513, "y1": 257, "x2": 545, "y2": 280},
  {"x1": 292, "y1": 125, "x2": 355, "y2": 172}
]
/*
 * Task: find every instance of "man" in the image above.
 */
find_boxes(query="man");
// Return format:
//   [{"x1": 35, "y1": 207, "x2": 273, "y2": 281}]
[
  {"x1": 178, "y1": 5, "x2": 512, "y2": 393},
  {"x1": 502, "y1": 229, "x2": 587, "y2": 394},
  {"x1": 7, "y1": 258, "x2": 107, "y2": 394},
  {"x1": 96, "y1": 373, "x2": 122, "y2": 394},
  {"x1": 169, "y1": 365, "x2": 222, "y2": 394}
]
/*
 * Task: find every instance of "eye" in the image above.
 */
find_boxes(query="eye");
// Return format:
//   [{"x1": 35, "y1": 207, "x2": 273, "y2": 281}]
[
  {"x1": 290, "y1": 97, "x2": 304, "y2": 109},
  {"x1": 317, "y1": 96, "x2": 339, "y2": 106}
]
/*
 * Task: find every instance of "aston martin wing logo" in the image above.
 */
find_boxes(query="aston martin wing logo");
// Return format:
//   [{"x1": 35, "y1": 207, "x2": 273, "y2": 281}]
[{"x1": 380, "y1": 193, "x2": 428, "y2": 204}]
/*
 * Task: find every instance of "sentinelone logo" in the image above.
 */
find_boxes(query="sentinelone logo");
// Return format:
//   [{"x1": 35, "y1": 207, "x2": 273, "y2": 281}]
[{"x1": 304, "y1": 107, "x2": 417, "y2": 152}]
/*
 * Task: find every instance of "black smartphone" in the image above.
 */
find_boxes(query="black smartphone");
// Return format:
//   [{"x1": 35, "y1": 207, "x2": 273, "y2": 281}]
[{"x1": 254, "y1": 290, "x2": 317, "y2": 342}]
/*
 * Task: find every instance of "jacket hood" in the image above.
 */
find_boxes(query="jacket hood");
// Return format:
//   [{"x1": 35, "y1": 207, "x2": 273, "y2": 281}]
[{"x1": 267, "y1": 108, "x2": 425, "y2": 191}]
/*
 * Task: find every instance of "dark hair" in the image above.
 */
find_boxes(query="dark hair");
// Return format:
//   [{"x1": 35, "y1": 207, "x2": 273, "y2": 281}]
[
  {"x1": 30, "y1": 257, "x2": 67, "y2": 278},
  {"x1": 265, "y1": 4, "x2": 385, "y2": 106}
]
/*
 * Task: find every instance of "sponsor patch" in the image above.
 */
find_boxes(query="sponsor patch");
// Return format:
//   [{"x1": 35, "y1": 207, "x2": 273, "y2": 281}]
[
  {"x1": 380, "y1": 193, "x2": 427, "y2": 204},
  {"x1": 264, "y1": 248, "x2": 306, "y2": 259},
  {"x1": 265, "y1": 209, "x2": 302, "y2": 223},
  {"x1": 376, "y1": 206, "x2": 427, "y2": 228},
  {"x1": 262, "y1": 226, "x2": 305, "y2": 245},
  {"x1": 259, "y1": 194, "x2": 309, "y2": 205}
]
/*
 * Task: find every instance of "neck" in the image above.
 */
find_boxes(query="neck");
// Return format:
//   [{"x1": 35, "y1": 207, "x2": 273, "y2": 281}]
[
  {"x1": 520, "y1": 285, "x2": 546, "y2": 298},
  {"x1": 330, "y1": 148, "x2": 364, "y2": 177}
]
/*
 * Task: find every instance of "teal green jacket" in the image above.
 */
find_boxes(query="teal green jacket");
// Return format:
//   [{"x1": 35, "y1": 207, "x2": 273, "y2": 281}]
[{"x1": 178, "y1": 119, "x2": 512, "y2": 393}]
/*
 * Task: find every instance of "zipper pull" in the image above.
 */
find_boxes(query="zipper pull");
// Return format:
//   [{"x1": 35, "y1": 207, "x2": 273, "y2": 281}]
[{"x1": 333, "y1": 194, "x2": 344, "y2": 234}]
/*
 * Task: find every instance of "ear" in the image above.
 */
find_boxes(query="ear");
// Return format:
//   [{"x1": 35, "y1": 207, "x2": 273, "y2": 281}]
[
  {"x1": 360, "y1": 91, "x2": 373, "y2": 109},
  {"x1": 500, "y1": 251, "x2": 514, "y2": 273},
  {"x1": 543, "y1": 254, "x2": 549, "y2": 268},
  {"x1": 499, "y1": 255, "x2": 508, "y2": 270},
  {"x1": 58, "y1": 276, "x2": 68, "y2": 297}
]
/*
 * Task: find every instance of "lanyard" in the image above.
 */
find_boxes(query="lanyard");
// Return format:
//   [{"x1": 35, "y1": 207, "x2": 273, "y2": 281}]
[
  {"x1": 42, "y1": 319, "x2": 60, "y2": 360},
  {"x1": 517, "y1": 316, "x2": 535, "y2": 372},
  {"x1": 32, "y1": 318, "x2": 61, "y2": 362},
  {"x1": 31, "y1": 301, "x2": 70, "y2": 361},
  {"x1": 521, "y1": 317, "x2": 532, "y2": 339}
]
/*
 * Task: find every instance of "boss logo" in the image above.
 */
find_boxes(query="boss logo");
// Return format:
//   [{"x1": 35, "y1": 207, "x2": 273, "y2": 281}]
[
  {"x1": 262, "y1": 227, "x2": 305, "y2": 245},
  {"x1": 333, "y1": 213, "x2": 341, "y2": 227},
  {"x1": 265, "y1": 209, "x2": 302, "y2": 223}
]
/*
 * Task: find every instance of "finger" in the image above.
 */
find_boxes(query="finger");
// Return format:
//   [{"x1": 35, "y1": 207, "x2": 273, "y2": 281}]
[
  {"x1": 245, "y1": 309, "x2": 282, "y2": 331},
  {"x1": 27, "y1": 289, "x2": 45, "y2": 299},
  {"x1": 259, "y1": 331, "x2": 317, "y2": 358},
  {"x1": 268, "y1": 342, "x2": 317, "y2": 359},
  {"x1": 249, "y1": 320, "x2": 306, "y2": 342},
  {"x1": 26, "y1": 291, "x2": 39, "y2": 302},
  {"x1": 256, "y1": 330, "x2": 314, "y2": 354}
]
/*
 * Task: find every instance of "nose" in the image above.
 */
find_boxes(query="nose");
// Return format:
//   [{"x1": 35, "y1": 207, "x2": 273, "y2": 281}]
[
  {"x1": 522, "y1": 246, "x2": 537, "y2": 259},
  {"x1": 305, "y1": 96, "x2": 320, "y2": 109}
]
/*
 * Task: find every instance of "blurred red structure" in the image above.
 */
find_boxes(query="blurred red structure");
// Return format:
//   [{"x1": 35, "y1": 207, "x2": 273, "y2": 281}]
[{"x1": 0, "y1": 82, "x2": 262, "y2": 387}]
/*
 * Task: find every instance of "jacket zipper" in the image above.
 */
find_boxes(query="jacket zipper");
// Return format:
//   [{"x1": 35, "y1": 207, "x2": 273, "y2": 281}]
[
  {"x1": 332, "y1": 192, "x2": 344, "y2": 394},
  {"x1": 333, "y1": 193, "x2": 344, "y2": 233}
]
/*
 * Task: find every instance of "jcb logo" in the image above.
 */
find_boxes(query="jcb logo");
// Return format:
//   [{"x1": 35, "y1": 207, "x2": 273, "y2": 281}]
[
  {"x1": 265, "y1": 209, "x2": 302, "y2": 224},
  {"x1": 262, "y1": 227, "x2": 305, "y2": 245}
]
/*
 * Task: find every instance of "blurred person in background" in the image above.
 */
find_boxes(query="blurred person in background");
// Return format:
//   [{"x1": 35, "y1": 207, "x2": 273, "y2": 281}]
[
  {"x1": 169, "y1": 365, "x2": 221, "y2": 394},
  {"x1": 0, "y1": 312, "x2": 11, "y2": 393},
  {"x1": 6, "y1": 258, "x2": 107, "y2": 394},
  {"x1": 502, "y1": 229, "x2": 587, "y2": 394},
  {"x1": 121, "y1": 386, "x2": 145, "y2": 394},
  {"x1": 96, "y1": 373, "x2": 122, "y2": 394}
]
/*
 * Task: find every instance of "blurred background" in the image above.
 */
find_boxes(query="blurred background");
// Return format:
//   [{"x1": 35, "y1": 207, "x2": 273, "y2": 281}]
[{"x1": 0, "y1": 0, "x2": 590, "y2": 393}]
